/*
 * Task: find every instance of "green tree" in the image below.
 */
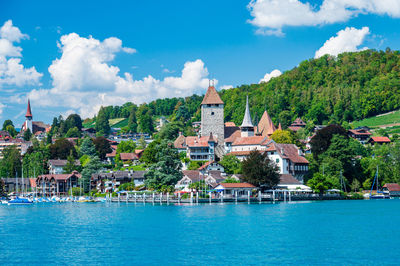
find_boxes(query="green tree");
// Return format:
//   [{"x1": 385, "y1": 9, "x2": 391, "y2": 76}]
[
  {"x1": 220, "y1": 154, "x2": 241, "y2": 174},
  {"x1": 23, "y1": 128, "x2": 32, "y2": 141},
  {"x1": 6, "y1": 125, "x2": 17, "y2": 137},
  {"x1": 81, "y1": 156, "x2": 103, "y2": 192},
  {"x1": 137, "y1": 136, "x2": 147, "y2": 149},
  {"x1": 0, "y1": 145, "x2": 21, "y2": 178},
  {"x1": 2, "y1": 119, "x2": 14, "y2": 131},
  {"x1": 241, "y1": 151, "x2": 280, "y2": 190},
  {"x1": 63, "y1": 150, "x2": 80, "y2": 173},
  {"x1": 157, "y1": 121, "x2": 184, "y2": 141},
  {"x1": 95, "y1": 106, "x2": 110, "y2": 135},
  {"x1": 310, "y1": 124, "x2": 348, "y2": 159},
  {"x1": 350, "y1": 178, "x2": 361, "y2": 192},
  {"x1": 223, "y1": 177, "x2": 240, "y2": 183},
  {"x1": 65, "y1": 127, "x2": 81, "y2": 138},
  {"x1": 127, "y1": 107, "x2": 137, "y2": 133},
  {"x1": 307, "y1": 173, "x2": 333, "y2": 195},
  {"x1": 270, "y1": 129, "x2": 296, "y2": 144},
  {"x1": 140, "y1": 140, "x2": 159, "y2": 165},
  {"x1": 144, "y1": 140, "x2": 182, "y2": 190},
  {"x1": 65, "y1": 114, "x2": 83, "y2": 131},
  {"x1": 92, "y1": 136, "x2": 111, "y2": 160},
  {"x1": 278, "y1": 110, "x2": 292, "y2": 129},
  {"x1": 80, "y1": 137, "x2": 97, "y2": 157},
  {"x1": 49, "y1": 138, "x2": 77, "y2": 159}
]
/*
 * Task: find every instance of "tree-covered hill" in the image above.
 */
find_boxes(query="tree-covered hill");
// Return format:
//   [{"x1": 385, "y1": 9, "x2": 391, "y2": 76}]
[
  {"x1": 93, "y1": 49, "x2": 400, "y2": 133},
  {"x1": 220, "y1": 48, "x2": 400, "y2": 127}
]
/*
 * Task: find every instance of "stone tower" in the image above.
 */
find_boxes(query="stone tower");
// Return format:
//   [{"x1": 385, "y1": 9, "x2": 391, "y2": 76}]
[
  {"x1": 240, "y1": 95, "x2": 254, "y2": 137},
  {"x1": 201, "y1": 86, "x2": 224, "y2": 144},
  {"x1": 25, "y1": 99, "x2": 33, "y2": 133}
]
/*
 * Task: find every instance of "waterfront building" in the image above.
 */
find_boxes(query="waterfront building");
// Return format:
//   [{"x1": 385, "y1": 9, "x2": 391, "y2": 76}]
[
  {"x1": 48, "y1": 159, "x2": 81, "y2": 174},
  {"x1": 91, "y1": 170, "x2": 147, "y2": 192},
  {"x1": 382, "y1": 183, "x2": 400, "y2": 197},
  {"x1": 36, "y1": 171, "x2": 81, "y2": 196},
  {"x1": 176, "y1": 170, "x2": 226, "y2": 191},
  {"x1": 214, "y1": 183, "x2": 256, "y2": 196},
  {"x1": 2, "y1": 178, "x2": 32, "y2": 193}
]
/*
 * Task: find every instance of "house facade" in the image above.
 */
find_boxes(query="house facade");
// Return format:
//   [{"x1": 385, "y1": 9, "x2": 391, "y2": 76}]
[{"x1": 36, "y1": 171, "x2": 81, "y2": 196}]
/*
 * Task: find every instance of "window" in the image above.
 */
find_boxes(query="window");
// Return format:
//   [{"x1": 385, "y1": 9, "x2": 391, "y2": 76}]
[
  {"x1": 207, "y1": 104, "x2": 211, "y2": 107},
  {"x1": 211, "y1": 112, "x2": 214, "y2": 115},
  {"x1": 276, "y1": 158, "x2": 279, "y2": 163}
]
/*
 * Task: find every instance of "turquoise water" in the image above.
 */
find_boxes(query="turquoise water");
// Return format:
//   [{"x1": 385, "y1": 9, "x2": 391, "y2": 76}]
[{"x1": 1, "y1": 200, "x2": 400, "y2": 265}]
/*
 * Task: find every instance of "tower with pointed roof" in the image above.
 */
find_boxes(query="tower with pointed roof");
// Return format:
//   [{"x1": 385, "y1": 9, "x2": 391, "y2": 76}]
[
  {"x1": 240, "y1": 95, "x2": 254, "y2": 137},
  {"x1": 25, "y1": 99, "x2": 33, "y2": 133},
  {"x1": 258, "y1": 110, "x2": 276, "y2": 137},
  {"x1": 200, "y1": 85, "x2": 224, "y2": 144}
]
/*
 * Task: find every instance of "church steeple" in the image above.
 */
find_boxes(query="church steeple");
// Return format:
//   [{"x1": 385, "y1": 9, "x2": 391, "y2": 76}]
[
  {"x1": 240, "y1": 95, "x2": 254, "y2": 137},
  {"x1": 25, "y1": 99, "x2": 33, "y2": 119}
]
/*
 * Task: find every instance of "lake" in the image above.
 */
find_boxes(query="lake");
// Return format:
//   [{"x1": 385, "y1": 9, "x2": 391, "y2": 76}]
[{"x1": 1, "y1": 200, "x2": 399, "y2": 265}]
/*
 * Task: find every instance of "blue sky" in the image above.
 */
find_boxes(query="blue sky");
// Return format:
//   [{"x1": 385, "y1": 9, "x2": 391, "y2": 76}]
[{"x1": 1, "y1": 0, "x2": 400, "y2": 127}]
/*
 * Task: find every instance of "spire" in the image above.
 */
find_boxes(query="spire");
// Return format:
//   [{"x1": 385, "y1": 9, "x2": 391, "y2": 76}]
[
  {"x1": 241, "y1": 95, "x2": 254, "y2": 128},
  {"x1": 258, "y1": 110, "x2": 276, "y2": 136},
  {"x1": 201, "y1": 85, "x2": 224, "y2": 105},
  {"x1": 278, "y1": 123, "x2": 282, "y2": 130},
  {"x1": 25, "y1": 99, "x2": 32, "y2": 118}
]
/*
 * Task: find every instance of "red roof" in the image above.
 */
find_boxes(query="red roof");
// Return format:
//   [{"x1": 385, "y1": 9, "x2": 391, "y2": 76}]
[
  {"x1": 186, "y1": 136, "x2": 211, "y2": 147},
  {"x1": 120, "y1": 153, "x2": 139, "y2": 161},
  {"x1": 198, "y1": 160, "x2": 213, "y2": 170},
  {"x1": 201, "y1": 86, "x2": 224, "y2": 105},
  {"x1": 258, "y1": 111, "x2": 276, "y2": 136},
  {"x1": 232, "y1": 136, "x2": 269, "y2": 146},
  {"x1": 349, "y1": 129, "x2": 372, "y2": 136},
  {"x1": 383, "y1": 183, "x2": 400, "y2": 191},
  {"x1": 37, "y1": 171, "x2": 81, "y2": 181},
  {"x1": 218, "y1": 183, "x2": 255, "y2": 188},
  {"x1": 267, "y1": 143, "x2": 309, "y2": 164},
  {"x1": 291, "y1": 117, "x2": 306, "y2": 126},
  {"x1": 370, "y1": 136, "x2": 391, "y2": 143},
  {"x1": 25, "y1": 99, "x2": 32, "y2": 118},
  {"x1": 288, "y1": 126, "x2": 303, "y2": 132},
  {"x1": 174, "y1": 135, "x2": 186, "y2": 149}
]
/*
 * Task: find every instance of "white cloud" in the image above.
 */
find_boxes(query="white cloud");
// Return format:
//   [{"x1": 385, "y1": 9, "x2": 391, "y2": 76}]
[
  {"x1": 220, "y1": 85, "x2": 233, "y2": 90},
  {"x1": 0, "y1": 20, "x2": 42, "y2": 88},
  {"x1": 27, "y1": 33, "x2": 214, "y2": 118},
  {"x1": 315, "y1": 27, "x2": 370, "y2": 58},
  {"x1": 248, "y1": 0, "x2": 400, "y2": 36},
  {"x1": 0, "y1": 102, "x2": 5, "y2": 118},
  {"x1": 259, "y1": 69, "x2": 282, "y2": 83}
]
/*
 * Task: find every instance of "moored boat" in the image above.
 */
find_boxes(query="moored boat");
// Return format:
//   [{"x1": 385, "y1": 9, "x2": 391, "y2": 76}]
[{"x1": 7, "y1": 197, "x2": 33, "y2": 205}]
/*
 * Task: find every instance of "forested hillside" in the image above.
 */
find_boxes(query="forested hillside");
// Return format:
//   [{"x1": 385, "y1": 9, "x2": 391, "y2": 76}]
[{"x1": 93, "y1": 49, "x2": 400, "y2": 133}]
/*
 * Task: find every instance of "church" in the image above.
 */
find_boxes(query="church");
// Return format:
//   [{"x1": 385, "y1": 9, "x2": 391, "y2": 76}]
[
  {"x1": 174, "y1": 85, "x2": 309, "y2": 183},
  {"x1": 21, "y1": 99, "x2": 50, "y2": 135}
]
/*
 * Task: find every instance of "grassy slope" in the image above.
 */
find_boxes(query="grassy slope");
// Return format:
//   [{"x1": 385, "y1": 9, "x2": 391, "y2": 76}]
[
  {"x1": 352, "y1": 110, "x2": 400, "y2": 128},
  {"x1": 82, "y1": 118, "x2": 128, "y2": 129}
]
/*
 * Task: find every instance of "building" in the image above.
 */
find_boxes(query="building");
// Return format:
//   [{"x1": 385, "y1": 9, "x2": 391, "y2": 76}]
[
  {"x1": 288, "y1": 118, "x2": 306, "y2": 133},
  {"x1": 21, "y1": 99, "x2": 50, "y2": 134},
  {"x1": 214, "y1": 183, "x2": 256, "y2": 196},
  {"x1": 176, "y1": 170, "x2": 227, "y2": 191},
  {"x1": 91, "y1": 170, "x2": 147, "y2": 192},
  {"x1": 48, "y1": 159, "x2": 81, "y2": 174},
  {"x1": 2, "y1": 178, "x2": 32, "y2": 193},
  {"x1": 258, "y1": 110, "x2": 276, "y2": 137},
  {"x1": 174, "y1": 85, "x2": 280, "y2": 162},
  {"x1": 275, "y1": 174, "x2": 311, "y2": 191},
  {"x1": 0, "y1": 139, "x2": 31, "y2": 159},
  {"x1": 382, "y1": 183, "x2": 400, "y2": 197},
  {"x1": 184, "y1": 133, "x2": 216, "y2": 161},
  {"x1": 368, "y1": 136, "x2": 391, "y2": 145},
  {"x1": 36, "y1": 171, "x2": 81, "y2": 196},
  {"x1": 198, "y1": 160, "x2": 225, "y2": 174},
  {"x1": 348, "y1": 129, "x2": 372, "y2": 144}
]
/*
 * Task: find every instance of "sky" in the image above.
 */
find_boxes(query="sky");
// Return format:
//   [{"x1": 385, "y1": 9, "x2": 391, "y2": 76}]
[{"x1": 1, "y1": 0, "x2": 400, "y2": 127}]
